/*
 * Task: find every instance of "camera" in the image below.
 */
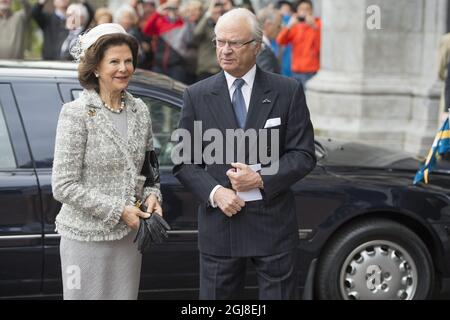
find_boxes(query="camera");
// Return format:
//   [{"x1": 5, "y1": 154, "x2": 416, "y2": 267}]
[{"x1": 297, "y1": 15, "x2": 306, "y2": 22}]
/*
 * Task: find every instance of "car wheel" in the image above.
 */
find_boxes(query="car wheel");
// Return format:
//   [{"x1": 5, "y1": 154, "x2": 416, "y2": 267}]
[{"x1": 314, "y1": 218, "x2": 434, "y2": 300}]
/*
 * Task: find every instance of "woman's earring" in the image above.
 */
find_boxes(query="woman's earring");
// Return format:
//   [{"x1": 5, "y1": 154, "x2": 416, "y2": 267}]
[{"x1": 94, "y1": 73, "x2": 99, "y2": 78}]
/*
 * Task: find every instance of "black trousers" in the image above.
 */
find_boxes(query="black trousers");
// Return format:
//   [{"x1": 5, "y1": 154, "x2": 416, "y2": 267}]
[{"x1": 199, "y1": 249, "x2": 299, "y2": 300}]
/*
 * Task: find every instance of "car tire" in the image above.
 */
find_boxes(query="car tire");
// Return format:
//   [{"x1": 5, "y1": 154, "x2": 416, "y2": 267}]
[{"x1": 314, "y1": 218, "x2": 434, "y2": 300}]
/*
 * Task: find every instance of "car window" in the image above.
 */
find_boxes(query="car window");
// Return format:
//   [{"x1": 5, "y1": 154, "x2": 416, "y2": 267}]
[
  {"x1": 136, "y1": 95, "x2": 181, "y2": 168},
  {"x1": 13, "y1": 82, "x2": 62, "y2": 168},
  {"x1": 0, "y1": 104, "x2": 15, "y2": 169},
  {"x1": 72, "y1": 90, "x2": 81, "y2": 99}
]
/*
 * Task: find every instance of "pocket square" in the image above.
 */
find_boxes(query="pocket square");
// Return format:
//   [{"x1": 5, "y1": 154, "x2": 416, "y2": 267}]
[
  {"x1": 264, "y1": 117, "x2": 281, "y2": 128},
  {"x1": 262, "y1": 98, "x2": 271, "y2": 103}
]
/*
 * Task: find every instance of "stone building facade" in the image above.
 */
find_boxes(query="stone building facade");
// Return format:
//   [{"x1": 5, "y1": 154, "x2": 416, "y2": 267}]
[{"x1": 306, "y1": 0, "x2": 448, "y2": 156}]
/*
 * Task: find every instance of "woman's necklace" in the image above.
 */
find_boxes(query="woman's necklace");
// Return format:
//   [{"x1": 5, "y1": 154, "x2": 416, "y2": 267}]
[{"x1": 102, "y1": 92, "x2": 125, "y2": 114}]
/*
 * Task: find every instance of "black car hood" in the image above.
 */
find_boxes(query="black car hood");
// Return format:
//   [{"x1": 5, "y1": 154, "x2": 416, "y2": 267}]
[{"x1": 316, "y1": 138, "x2": 421, "y2": 170}]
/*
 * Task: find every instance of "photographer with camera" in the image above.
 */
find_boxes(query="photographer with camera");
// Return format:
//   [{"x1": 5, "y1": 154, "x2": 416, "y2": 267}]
[{"x1": 276, "y1": 0, "x2": 320, "y2": 87}]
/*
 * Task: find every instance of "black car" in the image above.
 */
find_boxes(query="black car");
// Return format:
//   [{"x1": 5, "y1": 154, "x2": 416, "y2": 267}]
[{"x1": 1, "y1": 60, "x2": 450, "y2": 300}]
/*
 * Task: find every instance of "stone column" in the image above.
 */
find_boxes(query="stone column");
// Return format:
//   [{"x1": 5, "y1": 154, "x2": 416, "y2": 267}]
[{"x1": 306, "y1": 0, "x2": 447, "y2": 156}]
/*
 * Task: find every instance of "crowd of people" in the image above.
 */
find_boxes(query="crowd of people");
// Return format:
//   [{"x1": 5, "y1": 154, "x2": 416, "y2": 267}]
[{"x1": 0, "y1": 0, "x2": 321, "y2": 86}]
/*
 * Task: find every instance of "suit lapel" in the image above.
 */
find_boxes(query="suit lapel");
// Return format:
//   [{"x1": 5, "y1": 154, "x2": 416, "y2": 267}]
[
  {"x1": 245, "y1": 67, "x2": 278, "y2": 131},
  {"x1": 200, "y1": 69, "x2": 279, "y2": 164},
  {"x1": 206, "y1": 71, "x2": 239, "y2": 130},
  {"x1": 245, "y1": 68, "x2": 278, "y2": 164}
]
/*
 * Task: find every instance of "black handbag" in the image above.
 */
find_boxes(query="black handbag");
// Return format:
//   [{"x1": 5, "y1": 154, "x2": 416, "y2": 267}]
[
  {"x1": 133, "y1": 200, "x2": 171, "y2": 254},
  {"x1": 133, "y1": 150, "x2": 169, "y2": 254},
  {"x1": 141, "y1": 150, "x2": 160, "y2": 186}
]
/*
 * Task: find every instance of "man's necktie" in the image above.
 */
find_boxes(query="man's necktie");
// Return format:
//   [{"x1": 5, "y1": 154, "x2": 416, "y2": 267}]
[{"x1": 232, "y1": 78, "x2": 247, "y2": 128}]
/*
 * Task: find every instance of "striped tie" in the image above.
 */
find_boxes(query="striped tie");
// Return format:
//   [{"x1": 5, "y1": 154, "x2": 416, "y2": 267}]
[{"x1": 232, "y1": 78, "x2": 247, "y2": 128}]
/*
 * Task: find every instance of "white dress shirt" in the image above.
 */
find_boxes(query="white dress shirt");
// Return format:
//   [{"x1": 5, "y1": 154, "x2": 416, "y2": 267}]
[
  {"x1": 209, "y1": 64, "x2": 257, "y2": 207},
  {"x1": 223, "y1": 64, "x2": 256, "y2": 111}
]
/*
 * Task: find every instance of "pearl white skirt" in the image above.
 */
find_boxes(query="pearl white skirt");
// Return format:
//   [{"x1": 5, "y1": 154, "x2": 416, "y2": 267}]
[{"x1": 60, "y1": 231, "x2": 142, "y2": 300}]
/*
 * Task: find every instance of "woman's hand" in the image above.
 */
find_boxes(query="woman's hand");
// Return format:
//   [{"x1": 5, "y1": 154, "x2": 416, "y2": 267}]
[
  {"x1": 145, "y1": 194, "x2": 163, "y2": 216},
  {"x1": 121, "y1": 205, "x2": 150, "y2": 230}
]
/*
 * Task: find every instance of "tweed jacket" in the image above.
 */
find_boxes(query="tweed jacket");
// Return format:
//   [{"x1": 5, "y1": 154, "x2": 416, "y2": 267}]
[{"x1": 52, "y1": 89, "x2": 162, "y2": 242}]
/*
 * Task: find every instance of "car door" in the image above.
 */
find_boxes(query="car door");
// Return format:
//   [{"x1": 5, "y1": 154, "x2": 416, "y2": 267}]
[
  {"x1": 131, "y1": 90, "x2": 199, "y2": 299},
  {"x1": 0, "y1": 83, "x2": 43, "y2": 297},
  {"x1": 11, "y1": 80, "x2": 67, "y2": 296},
  {"x1": 58, "y1": 84, "x2": 200, "y2": 298}
]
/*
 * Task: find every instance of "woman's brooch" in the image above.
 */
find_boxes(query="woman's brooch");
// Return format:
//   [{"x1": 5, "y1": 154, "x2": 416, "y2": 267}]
[{"x1": 87, "y1": 106, "x2": 97, "y2": 117}]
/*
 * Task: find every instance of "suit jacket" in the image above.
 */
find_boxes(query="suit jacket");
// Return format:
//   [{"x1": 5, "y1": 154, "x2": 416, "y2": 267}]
[
  {"x1": 52, "y1": 89, "x2": 161, "y2": 242},
  {"x1": 31, "y1": 3, "x2": 68, "y2": 60},
  {"x1": 257, "y1": 44, "x2": 281, "y2": 74},
  {"x1": 173, "y1": 67, "x2": 316, "y2": 256}
]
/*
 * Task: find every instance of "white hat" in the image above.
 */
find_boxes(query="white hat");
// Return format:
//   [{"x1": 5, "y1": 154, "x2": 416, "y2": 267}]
[{"x1": 70, "y1": 23, "x2": 128, "y2": 62}]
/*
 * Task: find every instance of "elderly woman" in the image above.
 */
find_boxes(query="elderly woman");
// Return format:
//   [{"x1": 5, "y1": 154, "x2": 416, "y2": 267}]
[
  {"x1": 60, "y1": 2, "x2": 93, "y2": 60},
  {"x1": 52, "y1": 23, "x2": 162, "y2": 300}
]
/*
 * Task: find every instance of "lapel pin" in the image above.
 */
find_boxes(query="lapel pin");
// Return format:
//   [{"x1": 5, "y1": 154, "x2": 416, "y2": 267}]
[
  {"x1": 132, "y1": 108, "x2": 137, "y2": 113},
  {"x1": 88, "y1": 109, "x2": 96, "y2": 117},
  {"x1": 262, "y1": 98, "x2": 271, "y2": 104}
]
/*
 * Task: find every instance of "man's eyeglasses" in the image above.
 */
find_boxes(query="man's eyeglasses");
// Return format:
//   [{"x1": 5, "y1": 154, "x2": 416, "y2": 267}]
[{"x1": 212, "y1": 38, "x2": 256, "y2": 49}]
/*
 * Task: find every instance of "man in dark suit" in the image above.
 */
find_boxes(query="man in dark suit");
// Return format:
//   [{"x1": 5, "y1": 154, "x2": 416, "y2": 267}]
[
  {"x1": 173, "y1": 8, "x2": 316, "y2": 300},
  {"x1": 256, "y1": 7, "x2": 282, "y2": 74},
  {"x1": 32, "y1": 0, "x2": 69, "y2": 60}
]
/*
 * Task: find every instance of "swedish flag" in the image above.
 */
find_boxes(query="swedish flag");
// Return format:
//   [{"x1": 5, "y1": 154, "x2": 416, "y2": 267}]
[{"x1": 414, "y1": 118, "x2": 450, "y2": 184}]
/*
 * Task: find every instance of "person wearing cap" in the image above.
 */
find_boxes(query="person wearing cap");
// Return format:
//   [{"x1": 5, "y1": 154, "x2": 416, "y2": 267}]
[{"x1": 52, "y1": 23, "x2": 163, "y2": 300}]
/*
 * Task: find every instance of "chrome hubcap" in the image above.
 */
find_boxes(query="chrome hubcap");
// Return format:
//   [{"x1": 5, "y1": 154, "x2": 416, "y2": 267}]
[{"x1": 340, "y1": 240, "x2": 417, "y2": 300}]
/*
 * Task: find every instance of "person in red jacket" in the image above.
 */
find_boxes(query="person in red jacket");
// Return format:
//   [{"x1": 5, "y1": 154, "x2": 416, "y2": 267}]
[
  {"x1": 142, "y1": 0, "x2": 186, "y2": 82},
  {"x1": 276, "y1": 0, "x2": 320, "y2": 87}
]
